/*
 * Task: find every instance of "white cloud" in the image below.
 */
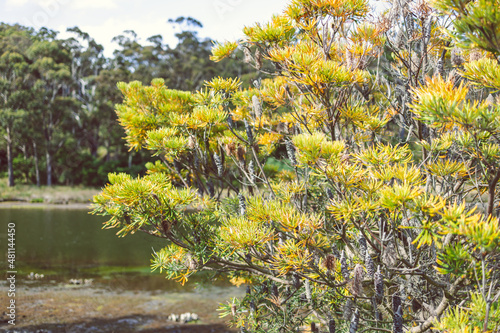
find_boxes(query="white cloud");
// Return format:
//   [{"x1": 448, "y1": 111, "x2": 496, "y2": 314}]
[
  {"x1": 5, "y1": 0, "x2": 31, "y2": 7},
  {"x1": 71, "y1": 0, "x2": 117, "y2": 9},
  {"x1": 0, "y1": 0, "x2": 289, "y2": 56},
  {"x1": 74, "y1": 17, "x2": 176, "y2": 57}
]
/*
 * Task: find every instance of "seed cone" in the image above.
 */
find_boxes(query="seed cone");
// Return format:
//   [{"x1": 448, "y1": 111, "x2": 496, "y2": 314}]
[
  {"x1": 374, "y1": 266, "x2": 384, "y2": 304},
  {"x1": 340, "y1": 250, "x2": 349, "y2": 280},
  {"x1": 252, "y1": 95, "x2": 262, "y2": 119},
  {"x1": 248, "y1": 161, "x2": 256, "y2": 185},
  {"x1": 382, "y1": 243, "x2": 397, "y2": 268},
  {"x1": 351, "y1": 264, "x2": 364, "y2": 297},
  {"x1": 372, "y1": 296, "x2": 380, "y2": 321},
  {"x1": 393, "y1": 305, "x2": 403, "y2": 333},
  {"x1": 331, "y1": 243, "x2": 340, "y2": 258},
  {"x1": 305, "y1": 279, "x2": 312, "y2": 303},
  {"x1": 206, "y1": 181, "x2": 215, "y2": 197},
  {"x1": 286, "y1": 140, "x2": 297, "y2": 166},
  {"x1": 437, "y1": 58, "x2": 444, "y2": 77},
  {"x1": 469, "y1": 50, "x2": 483, "y2": 62},
  {"x1": 343, "y1": 298, "x2": 353, "y2": 321},
  {"x1": 214, "y1": 153, "x2": 223, "y2": 177},
  {"x1": 324, "y1": 254, "x2": 336, "y2": 272},
  {"x1": 358, "y1": 236, "x2": 367, "y2": 258},
  {"x1": 243, "y1": 47, "x2": 252, "y2": 63},
  {"x1": 255, "y1": 49, "x2": 262, "y2": 69},
  {"x1": 237, "y1": 146, "x2": 246, "y2": 163},
  {"x1": 365, "y1": 251, "x2": 374, "y2": 277},
  {"x1": 293, "y1": 273, "x2": 301, "y2": 289},
  {"x1": 326, "y1": 188, "x2": 334, "y2": 200},
  {"x1": 250, "y1": 300, "x2": 256, "y2": 313},
  {"x1": 227, "y1": 113, "x2": 234, "y2": 129},
  {"x1": 238, "y1": 193, "x2": 246, "y2": 216},
  {"x1": 244, "y1": 119, "x2": 254, "y2": 144},
  {"x1": 392, "y1": 292, "x2": 401, "y2": 314},
  {"x1": 328, "y1": 318, "x2": 336, "y2": 333},
  {"x1": 349, "y1": 308, "x2": 360, "y2": 333}
]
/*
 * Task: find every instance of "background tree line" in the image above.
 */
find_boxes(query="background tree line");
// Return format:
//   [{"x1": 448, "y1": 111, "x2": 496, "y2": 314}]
[{"x1": 0, "y1": 17, "x2": 254, "y2": 187}]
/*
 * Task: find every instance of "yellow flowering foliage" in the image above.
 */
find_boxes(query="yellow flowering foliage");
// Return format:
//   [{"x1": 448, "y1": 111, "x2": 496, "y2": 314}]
[
  {"x1": 150, "y1": 244, "x2": 195, "y2": 285},
  {"x1": 219, "y1": 215, "x2": 275, "y2": 250},
  {"x1": 461, "y1": 57, "x2": 500, "y2": 90},
  {"x1": 378, "y1": 183, "x2": 423, "y2": 211},
  {"x1": 326, "y1": 196, "x2": 364, "y2": 222},
  {"x1": 410, "y1": 75, "x2": 469, "y2": 127},
  {"x1": 116, "y1": 79, "x2": 196, "y2": 151},
  {"x1": 426, "y1": 159, "x2": 468, "y2": 178},
  {"x1": 210, "y1": 41, "x2": 238, "y2": 62},
  {"x1": 260, "y1": 76, "x2": 292, "y2": 108},
  {"x1": 243, "y1": 15, "x2": 296, "y2": 47},
  {"x1": 286, "y1": 0, "x2": 369, "y2": 23},
  {"x1": 257, "y1": 132, "x2": 282, "y2": 156},
  {"x1": 205, "y1": 76, "x2": 242, "y2": 94},
  {"x1": 95, "y1": 0, "x2": 500, "y2": 331},
  {"x1": 145, "y1": 127, "x2": 189, "y2": 158},
  {"x1": 273, "y1": 239, "x2": 314, "y2": 275},
  {"x1": 92, "y1": 172, "x2": 196, "y2": 237}
]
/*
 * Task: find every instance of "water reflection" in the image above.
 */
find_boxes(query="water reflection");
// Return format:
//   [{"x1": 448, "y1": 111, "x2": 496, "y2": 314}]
[{"x1": 0, "y1": 207, "x2": 227, "y2": 291}]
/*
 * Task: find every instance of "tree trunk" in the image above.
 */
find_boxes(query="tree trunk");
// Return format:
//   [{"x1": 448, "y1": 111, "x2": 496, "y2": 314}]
[
  {"x1": 105, "y1": 140, "x2": 110, "y2": 162},
  {"x1": 33, "y1": 141, "x2": 40, "y2": 187},
  {"x1": 46, "y1": 146, "x2": 52, "y2": 186},
  {"x1": 6, "y1": 126, "x2": 14, "y2": 187},
  {"x1": 21, "y1": 144, "x2": 27, "y2": 159},
  {"x1": 90, "y1": 132, "x2": 99, "y2": 158}
]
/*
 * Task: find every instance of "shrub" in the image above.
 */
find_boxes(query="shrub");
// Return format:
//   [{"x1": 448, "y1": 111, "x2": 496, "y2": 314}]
[{"x1": 93, "y1": 0, "x2": 500, "y2": 331}]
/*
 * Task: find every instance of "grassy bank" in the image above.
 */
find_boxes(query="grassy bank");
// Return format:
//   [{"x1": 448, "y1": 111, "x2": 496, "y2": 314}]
[{"x1": 0, "y1": 178, "x2": 100, "y2": 204}]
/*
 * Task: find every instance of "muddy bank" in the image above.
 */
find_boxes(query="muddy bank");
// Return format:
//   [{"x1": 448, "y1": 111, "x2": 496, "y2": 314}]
[
  {"x1": 0, "y1": 283, "x2": 243, "y2": 333},
  {"x1": 0, "y1": 202, "x2": 91, "y2": 210}
]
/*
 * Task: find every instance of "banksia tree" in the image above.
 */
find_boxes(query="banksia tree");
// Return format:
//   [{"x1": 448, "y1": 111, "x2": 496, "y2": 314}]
[{"x1": 93, "y1": 0, "x2": 500, "y2": 331}]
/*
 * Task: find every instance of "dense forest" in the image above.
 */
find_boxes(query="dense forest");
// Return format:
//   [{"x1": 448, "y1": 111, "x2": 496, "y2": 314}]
[{"x1": 0, "y1": 17, "x2": 254, "y2": 187}]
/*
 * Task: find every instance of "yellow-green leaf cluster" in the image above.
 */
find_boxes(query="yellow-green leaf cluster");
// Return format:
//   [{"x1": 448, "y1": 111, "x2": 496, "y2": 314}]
[{"x1": 210, "y1": 41, "x2": 238, "y2": 62}]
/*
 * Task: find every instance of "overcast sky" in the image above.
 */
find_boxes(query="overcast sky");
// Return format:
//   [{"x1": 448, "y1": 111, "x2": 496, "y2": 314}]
[{"x1": 0, "y1": 0, "x2": 289, "y2": 56}]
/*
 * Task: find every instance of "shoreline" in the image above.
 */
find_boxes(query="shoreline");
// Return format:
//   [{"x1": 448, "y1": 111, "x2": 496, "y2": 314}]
[
  {"x1": 0, "y1": 201, "x2": 93, "y2": 210},
  {"x1": 0, "y1": 282, "x2": 240, "y2": 332},
  {"x1": 0, "y1": 181, "x2": 100, "y2": 207}
]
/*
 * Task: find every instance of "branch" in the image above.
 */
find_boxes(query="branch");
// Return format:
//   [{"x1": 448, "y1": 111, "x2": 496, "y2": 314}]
[
  {"x1": 208, "y1": 257, "x2": 292, "y2": 286},
  {"x1": 487, "y1": 167, "x2": 500, "y2": 216},
  {"x1": 250, "y1": 145, "x2": 276, "y2": 198},
  {"x1": 408, "y1": 276, "x2": 465, "y2": 333}
]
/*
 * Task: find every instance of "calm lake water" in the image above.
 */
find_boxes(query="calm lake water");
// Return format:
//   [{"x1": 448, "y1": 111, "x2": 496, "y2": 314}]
[{"x1": 0, "y1": 207, "x2": 226, "y2": 291}]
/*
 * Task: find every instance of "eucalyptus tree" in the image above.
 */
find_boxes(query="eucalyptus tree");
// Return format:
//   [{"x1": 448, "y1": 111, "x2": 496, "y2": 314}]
[
  {"x1": 64, "y1": 26, "x2": 112, "y2": 158},
  {"x1": 0, "y1": 24, "x2": 33, "y2": 186},
  {"x1": 27, "y1": 27, "x2": 81, "y2": 186}
]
